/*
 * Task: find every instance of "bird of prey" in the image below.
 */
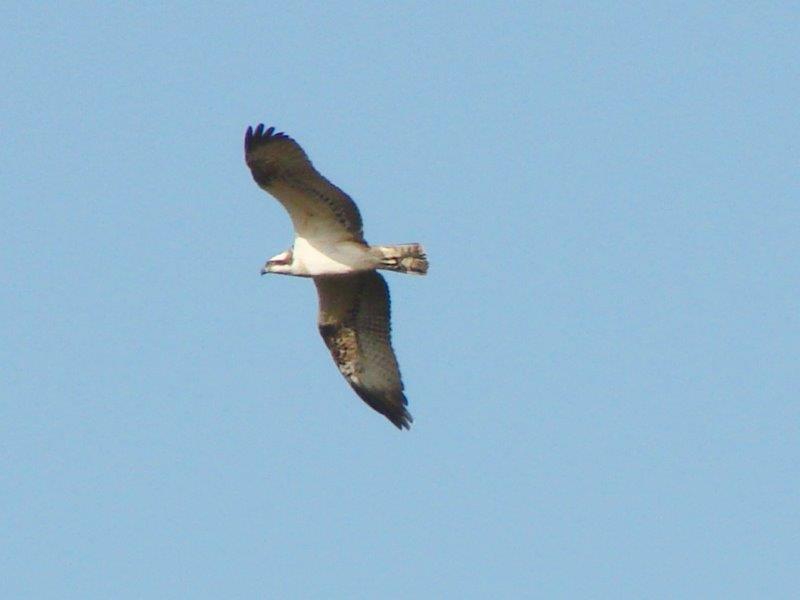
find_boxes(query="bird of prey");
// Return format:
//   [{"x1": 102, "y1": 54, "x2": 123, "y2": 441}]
[{"x1": 244, "y1": 123, "x2": 428, "y2": 429}]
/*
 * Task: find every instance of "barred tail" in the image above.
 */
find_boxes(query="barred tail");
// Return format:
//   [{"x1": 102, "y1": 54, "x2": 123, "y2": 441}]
[{"x1": 373, "y1": 243, "x2": 429, "y2": 275}]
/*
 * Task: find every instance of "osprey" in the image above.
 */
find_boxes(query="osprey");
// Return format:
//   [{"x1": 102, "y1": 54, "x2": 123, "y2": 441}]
[{"x1": 244, "y1": 123, "x2": 428, "y2": 429}]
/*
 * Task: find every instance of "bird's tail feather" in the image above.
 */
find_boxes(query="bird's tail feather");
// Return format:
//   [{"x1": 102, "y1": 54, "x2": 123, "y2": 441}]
[{"x1": 373, "y1": 244, "x2": 429, "y2": 275}]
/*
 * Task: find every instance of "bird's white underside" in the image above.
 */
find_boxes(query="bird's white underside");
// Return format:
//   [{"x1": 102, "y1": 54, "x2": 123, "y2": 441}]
[{"x1": 274, "y1": 236, "x2": 376, "y2": 277}]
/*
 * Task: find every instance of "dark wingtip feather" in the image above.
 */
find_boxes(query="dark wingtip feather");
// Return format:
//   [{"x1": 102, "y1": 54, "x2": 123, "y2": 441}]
[
  {"x1": 244, "y1": 122, "x2": 292, "y2": 154},
  {"x1": 355, "y1": 388, "x2": 413, "y2": 430},
  {"x1": 244, "y1": 125, "x2": 254, "y2": 152},
  {"x1": 392, "y1": 394, "x2": 413, "y2": 430},
  {"x1": 392, "y1": 408, "x2": 414, "y2": 430}
]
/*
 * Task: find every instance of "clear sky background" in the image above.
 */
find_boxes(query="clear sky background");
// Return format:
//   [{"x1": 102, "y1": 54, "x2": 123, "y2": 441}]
[{"x1": 2, "y1": 3, "x2": 798, "y2": 598}]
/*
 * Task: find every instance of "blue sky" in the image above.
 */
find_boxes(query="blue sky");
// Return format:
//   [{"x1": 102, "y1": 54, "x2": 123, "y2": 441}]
[{"x1": 2, "y1": 3, "x2": 798, "y2": 598}]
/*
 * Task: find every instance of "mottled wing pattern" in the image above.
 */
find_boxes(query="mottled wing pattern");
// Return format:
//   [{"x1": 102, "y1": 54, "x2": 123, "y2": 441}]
[
  {"x1": 314, "y1": 272, "x2": 412, "y2": 429},
  {"x1": 244, "y1": 124, "x2": 364, "y2": 242}
]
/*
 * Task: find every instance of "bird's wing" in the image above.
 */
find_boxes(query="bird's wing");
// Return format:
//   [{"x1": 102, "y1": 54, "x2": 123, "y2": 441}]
[
  {"x1": 314, "y1": 272, "x2": 412, "y2": 429},
  {"x1": 245, "y1": 124, "x2": 364, "y2": 242}
]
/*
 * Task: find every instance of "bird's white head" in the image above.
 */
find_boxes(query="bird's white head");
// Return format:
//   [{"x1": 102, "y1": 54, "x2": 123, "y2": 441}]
[{"x1": 261, "y1": 249, "x2": 294, "y2": 275}]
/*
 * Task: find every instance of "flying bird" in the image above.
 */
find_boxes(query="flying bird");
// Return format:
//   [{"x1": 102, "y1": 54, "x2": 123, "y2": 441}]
[{"x1": 244, "y1": 123, "x2": 428, "y2": 429}]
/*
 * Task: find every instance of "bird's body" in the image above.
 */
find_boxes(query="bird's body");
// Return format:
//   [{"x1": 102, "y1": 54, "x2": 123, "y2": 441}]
[
  {"x1": 269, "y1": 237, "x2": 374, "y2": 277},
  {"x1": 244, "y1": 123, "x2": 427, "y2": 429}
]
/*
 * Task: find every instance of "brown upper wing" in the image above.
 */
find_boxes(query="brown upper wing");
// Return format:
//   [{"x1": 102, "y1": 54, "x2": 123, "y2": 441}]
[
  {"x1": 314, "y1": 272, "x2": 412, "y2": 429},
  {"x1": 244, "y1": 124, "x2": 364, "y2": 242}
]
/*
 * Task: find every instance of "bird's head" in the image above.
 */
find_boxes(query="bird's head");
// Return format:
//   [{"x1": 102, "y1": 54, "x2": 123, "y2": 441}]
[{"x1": 261, "y1": 249, "x2": 293, "y2": 275}]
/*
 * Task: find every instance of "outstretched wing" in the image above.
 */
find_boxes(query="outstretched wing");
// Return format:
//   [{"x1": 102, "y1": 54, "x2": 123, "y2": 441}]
[
  {"x1": 244, "y1": 124, "x2": 364, "y2": 242},
  {"x1": 314, "y1": 272, "x2": 412, "y2": 429}
]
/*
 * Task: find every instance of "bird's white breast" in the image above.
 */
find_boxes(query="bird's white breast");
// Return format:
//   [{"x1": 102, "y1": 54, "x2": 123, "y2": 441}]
[{"x1": 291, "y1": 237, "x2": 374, "y2": 276}]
